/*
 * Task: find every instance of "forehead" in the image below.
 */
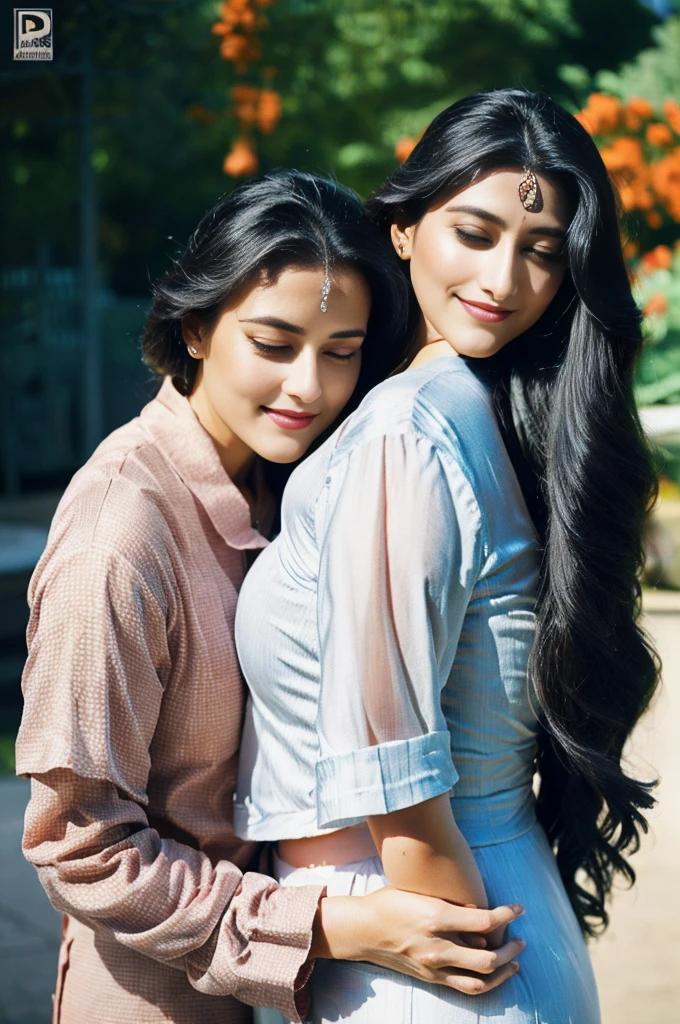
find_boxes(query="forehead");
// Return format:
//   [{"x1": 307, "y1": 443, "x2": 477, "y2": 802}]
[
  {"x1": 431, "y1": 168, "x2": 570, "y2": 228},
  {"x1": 235, "y1": 266, "x2": 371, "y2": 322},
  {"x1": 244, "y1": 266, "x2": 372, "y2": 305}
]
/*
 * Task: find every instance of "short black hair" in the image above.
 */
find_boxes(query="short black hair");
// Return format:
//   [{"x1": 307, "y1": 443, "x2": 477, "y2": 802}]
[{"x1": 142, "y1": 169, "x2": 411, "y2": 398}]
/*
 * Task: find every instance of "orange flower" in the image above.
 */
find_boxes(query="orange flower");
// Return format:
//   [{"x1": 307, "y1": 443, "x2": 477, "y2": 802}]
[
  {"x1": 650, "y1": 148, "x2": 680, "y2": 221},
  {"x1": 395, "y1": 136, "x2": 417, "y2": 163},
  {"x1": 186, "y1": 103, "x2": 216, "y2": 125},
  {"x1": 647, "y1": 123, "x2": 674, "y2": 148},
  {"x1": 257, "y1": 89, "x2": 281, "y2": 133},
  {"x1": 662, "y1": 100, "x2": 680, "y2": 135},
  {"x1": 600, "y1": 137, "x2": 654, "y2": 212},
  {"x1": 600, "y1": 135, "x2": 644, "y2": 171},
  {"x1": 576, "y1": 93, "x2": 622, "y2": 136},
  {"x1": 643, "y1": 292, "x2": 668, "y2": 316},
  {"x1": 223, "y1": 137, "x2": 258, "y2": 176},
  {"x1": 646, "y1": 210, "x2": 663, "y2": 229},
  {"x1": 623, "y1": 97, "x2": 653, "y2": 131},
  {"x1": 232, "y1": 83, "x2": 260, "y2": 102},
  {"x1": 574, "y1": 110, "x2": 593, "y2": 134},
  {"x1": 641, "y1": 245, "x2": 673, "y2": 273},
  {"x1": 622, "y1": 240, "x2": 638, "y2": 259}
]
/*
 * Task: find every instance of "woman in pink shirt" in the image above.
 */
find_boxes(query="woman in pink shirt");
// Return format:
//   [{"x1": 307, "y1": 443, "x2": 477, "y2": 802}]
[{"x1": 16, "y1": 171, "x2": 525, "y2": 1024}]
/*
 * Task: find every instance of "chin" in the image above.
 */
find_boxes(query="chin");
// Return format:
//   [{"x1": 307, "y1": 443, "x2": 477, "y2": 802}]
[
  {"x1": 449, "y1": 332, "x2": 513, "y2": 360},
  {"x1": 255, "y1": 438, "x2": 313, "y2": 465}
]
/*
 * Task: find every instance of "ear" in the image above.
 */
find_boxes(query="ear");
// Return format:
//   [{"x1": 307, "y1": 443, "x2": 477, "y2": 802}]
[
  {"x1": 181, "y1": 314, "x2": 204, "y2": 358},
  {"x1": 390, "y1": 221, "x2": 415, "y2": 261}
]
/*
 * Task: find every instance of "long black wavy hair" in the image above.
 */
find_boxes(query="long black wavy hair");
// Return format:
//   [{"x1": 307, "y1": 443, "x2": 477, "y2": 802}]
[
  {"x1": 143, "y1": 168, "x2": 410, "y2": 409},
  {"x1": 367, "y1": 88, "x2": 660, "y2": 937}
]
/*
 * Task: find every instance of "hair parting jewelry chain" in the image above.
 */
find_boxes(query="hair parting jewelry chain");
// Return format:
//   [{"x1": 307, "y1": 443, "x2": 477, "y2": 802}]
[{"x1": 320, "y1": 272, "x2": 331, "y2": 313}]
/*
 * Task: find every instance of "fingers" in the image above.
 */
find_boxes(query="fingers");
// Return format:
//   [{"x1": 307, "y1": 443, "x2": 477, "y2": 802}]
[
  {"x1": 437, "y1": 902, "x2": 525, "y2": 935},
  {"x1": 440, "y1": 959, "x2": 521, "y2": 995},
  {"x1": 429, "y1": 936, "x2": 526, "y2": 975}
]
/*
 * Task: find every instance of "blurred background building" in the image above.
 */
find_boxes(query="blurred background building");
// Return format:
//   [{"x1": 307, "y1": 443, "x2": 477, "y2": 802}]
[{"x1": 1, "y1": 2, "x2": 679, "y2": 1021}]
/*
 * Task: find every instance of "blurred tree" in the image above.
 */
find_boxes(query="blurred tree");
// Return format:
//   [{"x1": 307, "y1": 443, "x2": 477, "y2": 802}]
[{"x1": 0, "y1": 0, "x2": 662, "y2": 297}]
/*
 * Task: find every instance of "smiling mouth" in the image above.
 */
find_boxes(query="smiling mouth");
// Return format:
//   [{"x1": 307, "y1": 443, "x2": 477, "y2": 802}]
[
  {"x1": 261, "y1": 407, "x2": 319, "y2": 431},
  {"x1": 456, "y1": 296, "x2": 515, "y2": 323}
]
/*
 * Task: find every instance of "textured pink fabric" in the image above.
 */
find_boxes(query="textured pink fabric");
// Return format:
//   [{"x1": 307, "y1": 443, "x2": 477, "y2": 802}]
[{"x1": 16, "y1": 378, "x2": 324, "y2": 1024}]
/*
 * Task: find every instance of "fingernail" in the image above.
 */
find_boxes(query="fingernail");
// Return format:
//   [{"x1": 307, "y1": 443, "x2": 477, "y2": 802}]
[
  {"x1": 511, "y1": 960, "x2": 520, "y2": 972},
  {"x1": 515, "y1": 939, "x2": 526, "y2": 950},
  {"x1": 510, "y1": 904, "x2": 525, "y2": 916}
]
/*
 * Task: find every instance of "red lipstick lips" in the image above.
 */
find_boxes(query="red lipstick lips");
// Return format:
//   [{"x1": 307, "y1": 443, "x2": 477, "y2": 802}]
[
  {"x1": 262, "y1": 407, "x2": 318, "y2": 431},
  {"x1": 456, "y1": 296, "x2": 514, "y2": 323}
]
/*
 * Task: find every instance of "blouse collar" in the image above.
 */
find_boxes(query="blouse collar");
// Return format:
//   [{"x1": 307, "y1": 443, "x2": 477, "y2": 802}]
[{"x1": 140, "y1": 378, "x2": 269, "y2": 551}]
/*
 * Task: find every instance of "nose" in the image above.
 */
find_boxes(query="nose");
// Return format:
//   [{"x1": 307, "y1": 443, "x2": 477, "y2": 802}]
[
  {"x1": 281, "y1": 348, "x2": 322, "y2": 406},
  {"x1": 479, "y1": 241, "x2": 520, "y2": 304}
]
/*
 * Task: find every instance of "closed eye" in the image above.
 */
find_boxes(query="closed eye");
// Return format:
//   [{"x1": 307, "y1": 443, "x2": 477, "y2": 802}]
[
  {"x1": 454, "y1": 227, "x2": 491, "y2": 246},
  {"x1": 526, "y1": 246, "x2": 563, "y2": 264},
  {"x1": 326, "y1": 349, "x2": 359, "y2": 362},
  {"x1": 455, "y1": 228, "x2": 562, "y2": 264},
  {"x1": 250, "y1": 338, "x2": 292, "y2": 356}
]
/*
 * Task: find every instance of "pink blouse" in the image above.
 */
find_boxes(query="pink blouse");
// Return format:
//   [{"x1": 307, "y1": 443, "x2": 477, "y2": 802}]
[{"x1": 15, "y1": 378, "x2": 324, "y2": 1024}]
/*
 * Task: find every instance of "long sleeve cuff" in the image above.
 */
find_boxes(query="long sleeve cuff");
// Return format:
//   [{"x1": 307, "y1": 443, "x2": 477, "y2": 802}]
[
  {"x1": 186, "y1": 876, "x2": 325, "y2": 1023},
  {"x1": 315, "y1": 731, "x2": 458, "y2": 830}
]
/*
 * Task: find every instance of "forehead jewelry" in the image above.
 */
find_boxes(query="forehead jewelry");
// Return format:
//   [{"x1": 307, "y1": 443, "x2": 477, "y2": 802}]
[
  {"x1": 320, "y1": 271, "x2": 331, "y2": 313},
  {"x1": 518, "y1": 170, "x2": 543, "y2": 212}
]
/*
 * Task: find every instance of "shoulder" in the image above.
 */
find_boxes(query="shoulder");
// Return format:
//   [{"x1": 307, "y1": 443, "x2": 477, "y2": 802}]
[{"x1": 333, "y1": 358, "x2": 498, "y2": 467}]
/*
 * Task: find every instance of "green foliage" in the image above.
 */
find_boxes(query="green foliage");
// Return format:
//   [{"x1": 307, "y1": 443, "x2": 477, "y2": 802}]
[
  {"x1": 636, "y1": 248, "x2": 680, "y2": 405},
  {"x1": 0, "y1": 736, "x2": 16, "y2": 775},
  {"x1": 0, "y1": 0, "x2": 663, "y2": 298},
  {"x1": 596, "y1": 16, "x2": 680, "y2": 106}
]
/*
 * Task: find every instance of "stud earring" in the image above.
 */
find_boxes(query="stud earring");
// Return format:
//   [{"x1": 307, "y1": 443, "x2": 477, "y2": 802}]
[
  {"x1": 188, "y1": 345, "x2": 199, "y2": 356},
  {"x1": 398, "y1": 244, "x2": 405, "y2": 255}
]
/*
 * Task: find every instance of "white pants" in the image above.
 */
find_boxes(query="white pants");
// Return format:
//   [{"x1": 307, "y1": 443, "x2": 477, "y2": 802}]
[{"x1": 254, "y1": 853, "x2": 388, "y2": 1024}]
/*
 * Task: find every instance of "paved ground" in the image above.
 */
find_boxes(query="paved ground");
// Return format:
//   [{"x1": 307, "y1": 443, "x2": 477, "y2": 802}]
[
  {"x1": 588, "y1": 604, "x2": 680, "y2": 1023},
  {"x1": 0, "y1": 777, "x2": 61, "y2": 1024},
  {"x1": 0, "y1": 602, "x2": 677, "y2": 1024}
]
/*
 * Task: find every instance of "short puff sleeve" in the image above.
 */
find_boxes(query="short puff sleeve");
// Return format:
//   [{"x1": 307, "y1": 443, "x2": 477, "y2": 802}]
[{"x1": 315, "y1": 429, "x2": 485, "y2": 829}]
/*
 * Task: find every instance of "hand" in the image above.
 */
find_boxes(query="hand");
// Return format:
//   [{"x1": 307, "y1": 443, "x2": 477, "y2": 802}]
[{"x1": 312, "y1": 886, "x2": 525, "y2": 996}]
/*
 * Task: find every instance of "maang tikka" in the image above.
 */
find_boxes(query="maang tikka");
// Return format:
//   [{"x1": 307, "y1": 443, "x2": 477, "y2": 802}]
[
  {"x1": 320, "y1": 271, "x2": 331, "y2": 313},
  {"x1": 518, "y1": 170, "x2": 543, "y2": 213}
]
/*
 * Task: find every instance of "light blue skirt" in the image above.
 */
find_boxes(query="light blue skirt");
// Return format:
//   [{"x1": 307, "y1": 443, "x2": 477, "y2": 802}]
[{"x1": 256, "y1": 823, "x2": 600, "y2": 1024}]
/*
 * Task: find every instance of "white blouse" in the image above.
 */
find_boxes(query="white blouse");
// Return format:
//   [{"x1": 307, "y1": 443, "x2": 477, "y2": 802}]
[{"x1": 234, "y1": 357, "x2": 540, "y2": 846}]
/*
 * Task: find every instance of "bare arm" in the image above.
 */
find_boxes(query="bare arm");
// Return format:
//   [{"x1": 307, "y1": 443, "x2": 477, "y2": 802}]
[{"x1": 368, "y1": 793, "x2": 487, "y2": 910}]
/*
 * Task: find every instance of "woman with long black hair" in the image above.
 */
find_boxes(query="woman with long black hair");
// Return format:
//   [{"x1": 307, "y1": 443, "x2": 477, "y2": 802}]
[{"x1": 234, "y1": 90, "x2": 659, "y2": 1022}]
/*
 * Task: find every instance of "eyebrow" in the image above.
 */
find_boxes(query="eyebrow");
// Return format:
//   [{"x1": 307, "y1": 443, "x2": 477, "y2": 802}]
[
  {"x1": 238, "y1": 316, "x2": 366, "y2": 339},
  {"x1": 445, "y1": 204, "x2": 566, "y2": 239}
]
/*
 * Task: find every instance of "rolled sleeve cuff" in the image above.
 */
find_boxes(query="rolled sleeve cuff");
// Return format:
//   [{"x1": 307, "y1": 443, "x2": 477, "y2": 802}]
[
  {"x1": 186, "y1": 880, "x2": 325, "y2": 1023},
  {"x1": 315, "y1": 731, "x2": 458, "y2": 830}
]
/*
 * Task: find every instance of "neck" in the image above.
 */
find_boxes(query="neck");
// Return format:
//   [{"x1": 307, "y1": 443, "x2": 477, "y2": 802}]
[
  {"x1": 188, "y1": 382, "x2": 255, "y2": 485},
  {"x1": 408, "y1": 316, "x2": 457, "y2": 369}
]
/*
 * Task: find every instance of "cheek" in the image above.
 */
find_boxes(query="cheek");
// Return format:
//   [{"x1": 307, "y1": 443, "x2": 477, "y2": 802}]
[
  {"x1": 208, "y1": 344, "x2": 279, "y2": 403},
  {"x1": 411, "y1": 233, "x2": 470, "y2": 301}
]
